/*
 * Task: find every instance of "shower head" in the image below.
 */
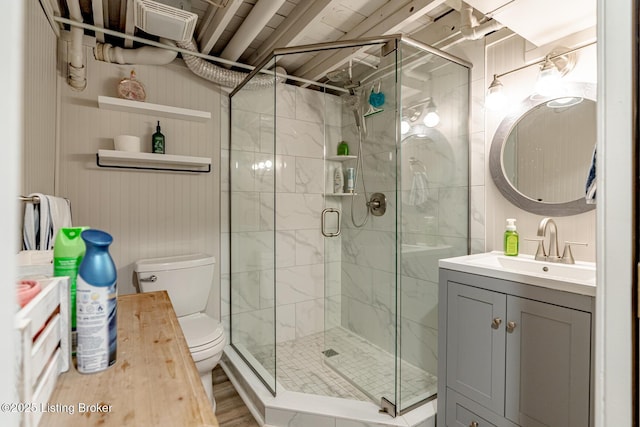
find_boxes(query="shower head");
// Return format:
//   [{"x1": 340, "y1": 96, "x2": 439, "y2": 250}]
[{"x1": 327, "y1": 67, "x2": 363, "y2": 130}]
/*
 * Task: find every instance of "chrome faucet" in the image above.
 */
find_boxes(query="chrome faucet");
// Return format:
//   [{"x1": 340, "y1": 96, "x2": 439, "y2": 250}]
[{"x1": 537, "y1": 217, "x2": 560, "y2": 261}]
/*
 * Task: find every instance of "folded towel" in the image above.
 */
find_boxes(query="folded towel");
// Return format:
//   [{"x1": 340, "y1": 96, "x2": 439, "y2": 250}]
[
  {"x1": 409, "y1": 171, "x2": 430, "y2": 207},
  {"x1": 585, "y1": 146, "x2": 596, "y2": 204},
  {"x1": 23, "y1": 193, "x2": 46, "y2": 250}
]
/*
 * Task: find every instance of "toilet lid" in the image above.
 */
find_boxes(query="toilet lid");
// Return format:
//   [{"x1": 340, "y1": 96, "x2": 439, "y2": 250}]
[{"x1": 178, "y1": 313, "x2": 224, "y2": 349}]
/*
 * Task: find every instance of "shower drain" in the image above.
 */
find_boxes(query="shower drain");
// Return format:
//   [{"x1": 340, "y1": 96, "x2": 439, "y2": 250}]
[{"x1": 322, "y1": 349, "x2": 339, "y2": 358}]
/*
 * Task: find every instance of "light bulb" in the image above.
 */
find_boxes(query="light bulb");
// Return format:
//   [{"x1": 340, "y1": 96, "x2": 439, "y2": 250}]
[
  {"x1": 535, "y1": 57, "x2": 563, "y2": 97},
  {"x1": 422, "y1": 98, "x2": 440, "y2": 127},
  {"x1": 401, "y1": 120, "x2": 411, "y2": 135},
  {"x1": 423, "y1": 111, "x2": 440, "y2": 127}
]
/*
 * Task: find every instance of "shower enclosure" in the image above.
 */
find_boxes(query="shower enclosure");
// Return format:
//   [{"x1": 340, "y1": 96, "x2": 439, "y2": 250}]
[{"x1": 228, "y1": 35, "x2": 470, "y2": 415}]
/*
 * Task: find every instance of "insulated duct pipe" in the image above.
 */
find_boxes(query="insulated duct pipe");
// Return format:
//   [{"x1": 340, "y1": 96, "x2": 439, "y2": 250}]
[
  {"x1": 460, "y1": 2, "x2": 504, "y2": 40},
  {"x1": 66, "y1": 0, "x2": 87, "y2": 90},
  {"x1": 94, "y1": 38, "x2": 179, "y2": 65},
  {"x1": 176, "y1": 38, "x2": 287, "y2": 90}
]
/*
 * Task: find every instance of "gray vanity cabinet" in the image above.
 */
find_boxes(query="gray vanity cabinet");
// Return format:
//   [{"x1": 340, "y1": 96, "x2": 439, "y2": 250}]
[{"x1": 438, "y1": 269, "x2": 594, "y2": 427}]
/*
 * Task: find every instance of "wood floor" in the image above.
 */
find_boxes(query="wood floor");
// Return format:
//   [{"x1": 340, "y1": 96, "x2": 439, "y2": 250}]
[{"x1": 213, "y1": 365, "x2": 261, "y2": 427}]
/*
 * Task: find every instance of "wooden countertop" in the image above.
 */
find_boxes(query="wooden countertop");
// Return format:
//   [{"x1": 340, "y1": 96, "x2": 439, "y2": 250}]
[{"x1": 40, "y1": 291, "x2": 218, "y2": 427}]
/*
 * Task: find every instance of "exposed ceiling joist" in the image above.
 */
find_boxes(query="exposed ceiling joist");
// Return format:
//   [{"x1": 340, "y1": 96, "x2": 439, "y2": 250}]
[
  {"x1": 197, "y1": 0, "x2": 244, "y2": 54},
  {"x1": 123, "y1": 0, "x2": 135, "y2": 48},
  {"x1": 295, "y1": 0, "x2": 445, "y2": 82},
  {"x1": 92, "y1": 0, "x2": 105, "y2": 42},
  {"x1": 247, "y1": 0, "x2": 334, "y2": 67},
  {"x1": 219, "y1": 0, "x2": 287, "y2": 62}
]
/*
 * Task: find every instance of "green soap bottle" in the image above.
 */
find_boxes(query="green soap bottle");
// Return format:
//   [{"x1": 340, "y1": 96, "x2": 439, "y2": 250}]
[
  {"x1": 337, "y1": 141, "x2": 349, "y2": 156},
  {"x1": 152, "y1": 120, "x2": 165, "y2": 154},
  {"x1": 53, "y1": 226, "x2": 89, "y2": 355},
  {"x1": 504, "y1": 218, "x2": 519, "y2": 256}
]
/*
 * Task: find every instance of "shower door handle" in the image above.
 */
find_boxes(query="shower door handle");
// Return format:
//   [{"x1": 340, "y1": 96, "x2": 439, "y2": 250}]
[{"x1": 321, "y1": 208, "x2": 341, "y2": 237}]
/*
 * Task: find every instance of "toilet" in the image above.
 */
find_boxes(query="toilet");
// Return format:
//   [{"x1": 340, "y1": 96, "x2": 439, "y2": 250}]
[{"x1": 134, "y1": 253, "x2": 226, "y2": 411}]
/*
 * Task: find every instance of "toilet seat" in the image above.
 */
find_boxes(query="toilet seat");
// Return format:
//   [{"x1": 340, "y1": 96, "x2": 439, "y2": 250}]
[{"x1": 178, "y1": 312, "x2": 225, "y2": 357}]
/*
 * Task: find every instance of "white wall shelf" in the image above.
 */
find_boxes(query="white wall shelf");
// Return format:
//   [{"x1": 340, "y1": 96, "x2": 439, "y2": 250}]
[
  {"x1": 326, "y1": 155, "x2": 357, "y2": 161},
  {"x1": 96, "y1": 149, "x2": 211, "y2": 173},
  {"x1": 98, "y1": 96, "x2": 211, "y2": 122}
]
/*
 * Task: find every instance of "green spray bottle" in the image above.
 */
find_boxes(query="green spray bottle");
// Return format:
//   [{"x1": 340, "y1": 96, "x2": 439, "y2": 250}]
[{"x1": 54, "y1": 226, "x2": 89, "y2": 355}]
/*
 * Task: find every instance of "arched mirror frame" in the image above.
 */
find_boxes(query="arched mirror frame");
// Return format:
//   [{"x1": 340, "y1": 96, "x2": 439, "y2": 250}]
[{"x1": 489, "y1": 81, "x2": 597, "y2": 216}]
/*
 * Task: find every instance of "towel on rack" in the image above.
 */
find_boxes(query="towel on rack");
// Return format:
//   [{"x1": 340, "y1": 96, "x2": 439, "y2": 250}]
[
  {"x1": 47, "y1": 195, "x2": 72, "y2": 243},
  {"x1": 408, "y1": 171, "x2": 430, "y2": 207},
  {"x1": 585, "y1": 145, "x2": 596, "y2": 204},
  {"x1": 22, "y1": 194, "x2": 72, "y2": 251}
]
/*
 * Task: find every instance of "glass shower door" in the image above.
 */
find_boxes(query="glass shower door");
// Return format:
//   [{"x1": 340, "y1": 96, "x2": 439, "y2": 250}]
[
  {"x1": 323, "y1": 43, "x2": 399, "y2": 414},
  {"x1": 229, "y1": 59, "x2": 278, "y2": 394}
]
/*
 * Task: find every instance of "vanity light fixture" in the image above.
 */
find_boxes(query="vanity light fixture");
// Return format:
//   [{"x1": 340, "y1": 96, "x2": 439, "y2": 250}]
[
  {"x1": 485, "y1": 41, "x2": 593, "y2": 109},
  {"x1": 423, "y1": 98, "x2": 440, "y2": 127},
  {"x1": 485, "y1": 74, "x2": 507, "y2": 111},
  {"x1": 402, "y1": 97, "x2": 440, "y2": 133},
  {"x1": 535, "y1": 56, "x2": 563, "y2": 97}
]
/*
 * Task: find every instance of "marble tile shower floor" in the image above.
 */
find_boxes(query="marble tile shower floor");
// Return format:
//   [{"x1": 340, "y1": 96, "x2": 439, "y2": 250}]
[{"x1": 249, "y1": 327, "x2": 437, "y2": 407}]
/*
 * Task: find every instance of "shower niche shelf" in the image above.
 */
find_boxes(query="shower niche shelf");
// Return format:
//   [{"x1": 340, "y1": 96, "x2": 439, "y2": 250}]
[
  {"x1": 324, "y1": 193, "x2": 357, "y2": 197},
  {"x1": 98, "y1": 96, "x2": 211, "y2": 122},
  {"x1": 96, "y1": 149, "x2": 211, "y2": 173},
  {"x1": 326, "y1": 155, "x2": 357, "y2": 161}
]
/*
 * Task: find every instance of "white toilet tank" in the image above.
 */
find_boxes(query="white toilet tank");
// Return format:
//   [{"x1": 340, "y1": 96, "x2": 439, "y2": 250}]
[{"x1": 134, "y1": 253, "x2": 215, "y2": 317}]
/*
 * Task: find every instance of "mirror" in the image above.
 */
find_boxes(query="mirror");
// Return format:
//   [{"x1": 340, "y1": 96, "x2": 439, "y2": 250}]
[{"x1": 489, "y1": 82, "x2": 596, "y2": 216}]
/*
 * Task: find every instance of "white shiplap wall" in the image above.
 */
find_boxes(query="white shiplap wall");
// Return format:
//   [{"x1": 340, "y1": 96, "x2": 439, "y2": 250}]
[
  {"x1": 56, "y1": 39, "x2": 222, "y2": 319},
  {"x1": 22, "y1": 0, "x2": 57, "y2": 197}
]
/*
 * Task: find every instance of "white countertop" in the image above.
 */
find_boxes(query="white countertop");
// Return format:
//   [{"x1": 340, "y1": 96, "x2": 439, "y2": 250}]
[{"x1": 439, "y1": 251, "x2": 596, "y2": 297}]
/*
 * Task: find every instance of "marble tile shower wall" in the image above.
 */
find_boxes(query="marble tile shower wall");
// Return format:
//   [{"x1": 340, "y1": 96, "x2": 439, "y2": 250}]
[
  {"x1": 337, "y1": 68, "x2": 469, "y2": 375},
  {"x1": 221, "y1": 84, "x2": 343, "y2": 353}
]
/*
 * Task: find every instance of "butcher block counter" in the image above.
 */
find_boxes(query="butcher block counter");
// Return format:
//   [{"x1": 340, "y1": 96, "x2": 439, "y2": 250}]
[{"x1": 40, "y1": 291, "x2": 218, "y2": 427}]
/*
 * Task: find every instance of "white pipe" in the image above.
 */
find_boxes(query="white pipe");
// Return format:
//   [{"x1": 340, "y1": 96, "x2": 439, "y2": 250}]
[
  {"x1": 460, "y1": 2, "x2": 504, "y2": 40},
  {"x1": 55, "y1": 17, "x2": 349, "y2": 92},
  {"x1": 94, "y1": 38, "x2": 179, "y2": 65},
  {"x1": 66, "y1": 0, "x2": 87, "y2": 91},
  {"x1": 220, "y1": 0, "x2": 287, "y2": 63}
]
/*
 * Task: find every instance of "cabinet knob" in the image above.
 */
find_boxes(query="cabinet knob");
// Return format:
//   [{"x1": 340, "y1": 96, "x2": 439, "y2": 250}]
[
  {"x1": 491, "y1": 317, "x2": 502, "y2": 329},
  {"x1": 507, "y1": 321, "x2": 517, "y2": 333},
  {"x1": 470, "y1": 422, "x2": 479, "y2": 427}
]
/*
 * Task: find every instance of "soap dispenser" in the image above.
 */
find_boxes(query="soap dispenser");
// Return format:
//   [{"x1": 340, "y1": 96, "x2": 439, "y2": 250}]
[
  {"x1": 152, "y1": 121, "x2": 165, "y2": 154},
  {"x1": 504, "y1": 218, "x2": 519, "y2": 256}
]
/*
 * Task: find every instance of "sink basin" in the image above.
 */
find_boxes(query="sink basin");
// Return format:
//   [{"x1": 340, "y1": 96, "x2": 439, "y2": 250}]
[{"x1": 439, "y1": 251, "x2": 596, "y2": 296}]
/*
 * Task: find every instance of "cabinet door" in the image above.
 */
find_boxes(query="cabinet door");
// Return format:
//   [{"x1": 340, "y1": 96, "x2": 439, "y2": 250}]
[
  {"x1": 505, "y1": 296, "x2": 591, "y2": 427},
  {"x1": 447, "y1": 283, "x2": 506, "y2": 414}
]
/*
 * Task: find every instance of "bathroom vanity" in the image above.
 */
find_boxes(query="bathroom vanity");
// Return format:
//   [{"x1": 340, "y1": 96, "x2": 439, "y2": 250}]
[
  {"x1": 437, "y1": 252, "x2": 595, "y2": 427},
  {"x1": 40, "y1": 291, "x2": 218, "y2": 427}
]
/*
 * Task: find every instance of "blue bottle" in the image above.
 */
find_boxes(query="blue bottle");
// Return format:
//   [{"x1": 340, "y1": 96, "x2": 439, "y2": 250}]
[{"x1": 76, "y1": 229, "x2": 117, "y2": 374}]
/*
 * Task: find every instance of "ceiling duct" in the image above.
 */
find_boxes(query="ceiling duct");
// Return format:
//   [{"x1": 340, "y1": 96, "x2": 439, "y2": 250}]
[
  {"x1": 177, "y1": 38, "x2": 288, "y2": 89},
  {"x1": 134, "y1": 0, "x2": 198, "y2": 42}
]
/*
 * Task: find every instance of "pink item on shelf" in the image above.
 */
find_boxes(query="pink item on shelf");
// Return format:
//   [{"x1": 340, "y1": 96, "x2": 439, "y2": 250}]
[{"x1": 17, "y1": 280, "x2": 42, "y2": 308}]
